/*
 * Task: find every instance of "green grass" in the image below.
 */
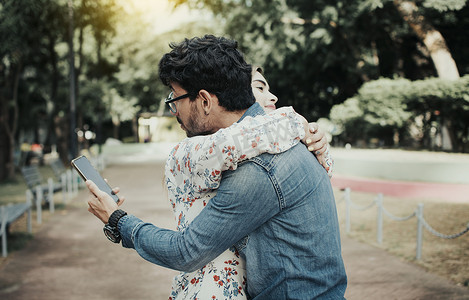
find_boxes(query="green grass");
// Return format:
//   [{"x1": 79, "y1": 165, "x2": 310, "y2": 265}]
[
  {"x1": 0, "y1": 177, "x2": 28, "y2": 205},
  {"x1": 3, "y1": 232, "x2": 33, "y2": 251},
  {"x1": 0, "y1": 162, "x2": 71, "y2": 261}
]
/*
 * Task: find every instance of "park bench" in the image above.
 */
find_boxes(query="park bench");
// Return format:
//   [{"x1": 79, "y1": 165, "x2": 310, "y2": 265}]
[
  {"x1": 50, "y1": 158, "x2": 84, "y2": 198},
  {"x1": 50, "y1": 159, "x2": 67, "y2": 182},
  {"x1": 50, "y1": 159, "x2": 75, "y2": 196},
  {"x1": 21, "y1": 165, "x2": 64, "y2": 213},
  {"x1": 0, "y1": 200, "x2": 32, "y2": 257}
]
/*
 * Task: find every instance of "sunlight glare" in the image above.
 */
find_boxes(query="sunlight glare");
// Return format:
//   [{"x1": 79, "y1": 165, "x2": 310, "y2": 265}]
[{"x1": 120, "y1": 0, "x2": 202, "y2": 34}]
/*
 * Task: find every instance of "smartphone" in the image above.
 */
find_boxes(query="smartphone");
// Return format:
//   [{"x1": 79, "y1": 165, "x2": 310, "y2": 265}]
[{"x1": 71, "y1": 155, "x2": 120, "y2": 203}]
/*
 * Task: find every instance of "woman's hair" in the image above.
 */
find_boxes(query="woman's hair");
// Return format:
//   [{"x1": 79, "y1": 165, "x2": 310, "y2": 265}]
[{"x1": 158, "y1": 35, "x2": 255, "y2": 111}]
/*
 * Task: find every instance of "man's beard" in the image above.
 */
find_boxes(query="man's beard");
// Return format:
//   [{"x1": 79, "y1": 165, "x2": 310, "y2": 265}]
[{"x1": 177, "y1": 109, "x2": 213, "y2": 138}]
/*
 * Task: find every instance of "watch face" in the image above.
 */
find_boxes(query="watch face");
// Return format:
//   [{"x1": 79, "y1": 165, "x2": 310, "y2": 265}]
[{"x1": 103, "y1": 225, "x2": 121, "y2": 243}]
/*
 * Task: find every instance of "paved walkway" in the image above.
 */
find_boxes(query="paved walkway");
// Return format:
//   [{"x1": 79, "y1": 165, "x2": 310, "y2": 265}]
[{"x1": 0, "y1": 147, "x2": 468, "y2": 299}]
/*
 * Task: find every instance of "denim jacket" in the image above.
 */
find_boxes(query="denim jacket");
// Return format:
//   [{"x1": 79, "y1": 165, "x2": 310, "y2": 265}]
[{"x1": 118, "y1": 103, "x2": 347, "y2": 299}]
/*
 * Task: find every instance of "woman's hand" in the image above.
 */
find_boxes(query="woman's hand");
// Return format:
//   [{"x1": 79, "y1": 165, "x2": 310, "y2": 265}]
[
  {"x1": 302, "y1": 122, "x2": 334, "y2": 176},
  {"x1": 303, "y1": 122, "x2": 327, "y2": 155},
  {"x1": 86, "y1": 180, "x2": 125, "y2": 224}
]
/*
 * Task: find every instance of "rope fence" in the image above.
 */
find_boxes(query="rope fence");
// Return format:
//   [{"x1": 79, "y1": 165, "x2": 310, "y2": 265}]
[{"x1": 339, "y1": 187, "x2": 469, "y2": 260}]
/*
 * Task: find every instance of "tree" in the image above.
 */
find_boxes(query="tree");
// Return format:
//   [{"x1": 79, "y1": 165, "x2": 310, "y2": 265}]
[
  {"x1": 392, "y1": 0, "x2": 465, "y2": 150},
  {"x1": 393, "y1": 0, "x2": 460, "y2": 80},
  {"x1": 101, "y1": 87, "x2": 140, "y2": 140},
  {"x1": 168, "y1": 0, "x2": 407, "y2": 120},
  {"x1": 0, "y1": 1, "x2": 48, "y2": 180},
  {"x1": 0, "y1": 0, "x2": 126, "y2": 181},
  {"x1": 72, "y1": 0, "x2": 121, "y2": 152}
]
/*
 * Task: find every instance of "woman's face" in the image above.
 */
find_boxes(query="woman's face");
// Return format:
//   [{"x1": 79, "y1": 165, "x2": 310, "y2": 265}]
[{"x1": 251, "y1": 71, "x2": 278, "y2": 111}]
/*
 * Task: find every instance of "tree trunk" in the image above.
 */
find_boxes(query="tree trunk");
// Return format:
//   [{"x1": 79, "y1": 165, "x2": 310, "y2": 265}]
[
  {"x1": 394, "y1": 0, "x2": 460, "y2": 151},
  {"x1": 9, "y1": 62, "x2": 21, "y2": 176},
  {"x1": 75, "y1": 25, "x2": 84, "y2": 152},
  {"x1": 113, "y1": 121, "x2": 120, "y2": 140},
  {"x1": 44, "y1": 35, "x2": 59, "y2": 156},
  {"x1": 0, "y1": 61, "x2": 21, "y2": 181},
  {"x1": 54, "y1": 115, "x2": 70, "y2": 166},
  {"x1": 0, "y1": 98, "x2": 10, "y2": 181},
  {"x1": 393, "y1": 0, "x2": 460, "y2": 80},
  {"x1": 132, "y1": 116, "x2": 139, "y2": 143}
]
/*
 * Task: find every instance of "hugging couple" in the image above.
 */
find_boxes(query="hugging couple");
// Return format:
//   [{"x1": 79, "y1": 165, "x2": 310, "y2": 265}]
[{"x1": 86, "y1": 34, "x2": 347, "y2": 299}]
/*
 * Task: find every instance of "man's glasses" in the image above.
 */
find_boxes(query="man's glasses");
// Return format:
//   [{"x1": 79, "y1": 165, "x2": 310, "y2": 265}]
[{"x1": 165, "y1": 91, "x2": 189, "y2": 114}]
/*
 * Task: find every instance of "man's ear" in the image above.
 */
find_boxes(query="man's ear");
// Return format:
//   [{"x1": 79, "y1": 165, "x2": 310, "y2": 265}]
[{"x1": 197, "y1": 89, "x2": 216, "y2": 115}]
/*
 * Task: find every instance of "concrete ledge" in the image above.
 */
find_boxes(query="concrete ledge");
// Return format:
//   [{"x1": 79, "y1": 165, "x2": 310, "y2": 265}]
[{"x1": 332, "y1": 148, "x2": 469, "y2": 184}]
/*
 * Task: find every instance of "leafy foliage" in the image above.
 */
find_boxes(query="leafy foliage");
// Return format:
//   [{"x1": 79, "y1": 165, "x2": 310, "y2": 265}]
[
  {"x1": 422, "y1": 0, "x2": 467, "y2": 11},
  {"x1": 330, "y1": 75, "x2": 469, "y2": 150},
  {"x1": 170, "y1": 0, "x2": 468, "y2": 152},
  {"x1": 171, "y1": 0, "x2": 465, "y2": 119}
]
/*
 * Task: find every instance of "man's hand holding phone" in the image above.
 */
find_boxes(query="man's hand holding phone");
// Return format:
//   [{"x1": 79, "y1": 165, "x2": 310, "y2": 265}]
[
  {"x1": 86, "y1": 180, "x2": 125, "y2": 224},
  {"x1": 71, "y1": 155, "x2": 125, "y2": 224}
]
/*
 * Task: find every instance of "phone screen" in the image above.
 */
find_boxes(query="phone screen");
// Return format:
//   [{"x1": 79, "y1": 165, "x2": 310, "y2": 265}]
[{"x1": 71, "y1": 155, "x2": 120, "y2": 203}]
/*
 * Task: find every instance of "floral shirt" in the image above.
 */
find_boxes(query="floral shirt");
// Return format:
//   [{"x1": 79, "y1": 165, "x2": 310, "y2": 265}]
[{"x1": 165, "y1": 107, "x2": 305, "y2": 300}]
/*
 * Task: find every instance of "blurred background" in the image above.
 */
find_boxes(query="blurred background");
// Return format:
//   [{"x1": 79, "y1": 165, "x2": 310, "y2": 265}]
[
  {"x1": 1, "y1": 0, "x2": 469, "y2": 181},
  {"x1": 1, "y1": 1, "x2": 469, "y2": 293}
]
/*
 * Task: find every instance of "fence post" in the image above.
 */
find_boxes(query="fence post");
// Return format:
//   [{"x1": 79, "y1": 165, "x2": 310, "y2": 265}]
[
  {"x1": 26, "y1": 191, "x2": 32, "y2": 233},
  {"x1": 72, "y1": 169, "x2": 79, "y2": 195},
  {"x1": 67, "y1": 169, "x2": 73, "y2": 200},
  {"x1": 345, "y1": 188, "x2": 351, "y2": 234},
  {"x1": 97, "y1": 154, "x2": 105, "y2": 171},
  {"x1": 1, "y1": 206, "x2": 7, "y2": 257},
  {"x1": 61, "y1": 173, "x2": 67, "y2": 203},
  {"x1": 416, "y1": 203, "x2": 424, "y2": 260},
  {"x1": 35, "y1": 186, "x2": 42, "y2": 224},
  {"x1": 48, "y1": 178, "x2": 55, "y2": 214},
  {"x1": 376, "y1": 193, "x2": 383, "y2": 244}
]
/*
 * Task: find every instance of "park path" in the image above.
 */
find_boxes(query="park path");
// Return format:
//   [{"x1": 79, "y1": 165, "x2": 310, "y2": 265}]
[{"x1": 0, "y1": 145, "x2": 468, "y2": 299}]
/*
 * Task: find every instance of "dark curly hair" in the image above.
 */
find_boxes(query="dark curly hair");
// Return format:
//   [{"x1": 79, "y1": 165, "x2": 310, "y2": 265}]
[{"x1": 158, "y1": 35, "x2": 255, "y2": 111}]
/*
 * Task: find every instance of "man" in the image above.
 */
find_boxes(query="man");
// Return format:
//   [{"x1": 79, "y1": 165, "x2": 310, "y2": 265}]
[{"x1": 87, "y1": 35, "x2": 347, "y2": 299}]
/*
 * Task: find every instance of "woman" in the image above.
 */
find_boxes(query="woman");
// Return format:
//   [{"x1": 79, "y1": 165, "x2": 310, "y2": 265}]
[
  {"x1": 167, "y1": 108, "x2": 307, "y2": 299},
  {"x1": 251, "y1": 66, "x2": 333, "y2": 175},
  {"x1": 166, "y1": 68, "x2": 333, "y2": 299}
]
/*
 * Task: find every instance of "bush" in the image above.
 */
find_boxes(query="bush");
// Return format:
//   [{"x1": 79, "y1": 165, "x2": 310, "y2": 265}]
[{"x1": 330, "y1": 75, "x2": 469, "y2": 151}]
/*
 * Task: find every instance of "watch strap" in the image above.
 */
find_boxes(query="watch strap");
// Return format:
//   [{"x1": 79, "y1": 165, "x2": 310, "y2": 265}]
[{"x1": 108, "y1": 209, "x2": 127, "y2": 228}]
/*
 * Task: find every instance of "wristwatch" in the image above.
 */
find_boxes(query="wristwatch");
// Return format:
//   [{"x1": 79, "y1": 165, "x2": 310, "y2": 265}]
[
  {"x1": 103, "y1": 224, "x2": 121, "y2": 243},
  {"x1": 103, "y1": 209, "x2": 127, "y2": 243}
]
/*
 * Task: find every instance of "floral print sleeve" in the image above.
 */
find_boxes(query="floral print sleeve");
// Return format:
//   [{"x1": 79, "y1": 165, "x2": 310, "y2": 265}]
[{"x1": 165, "y1": 106, "x2": 305, "y2": 195}]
